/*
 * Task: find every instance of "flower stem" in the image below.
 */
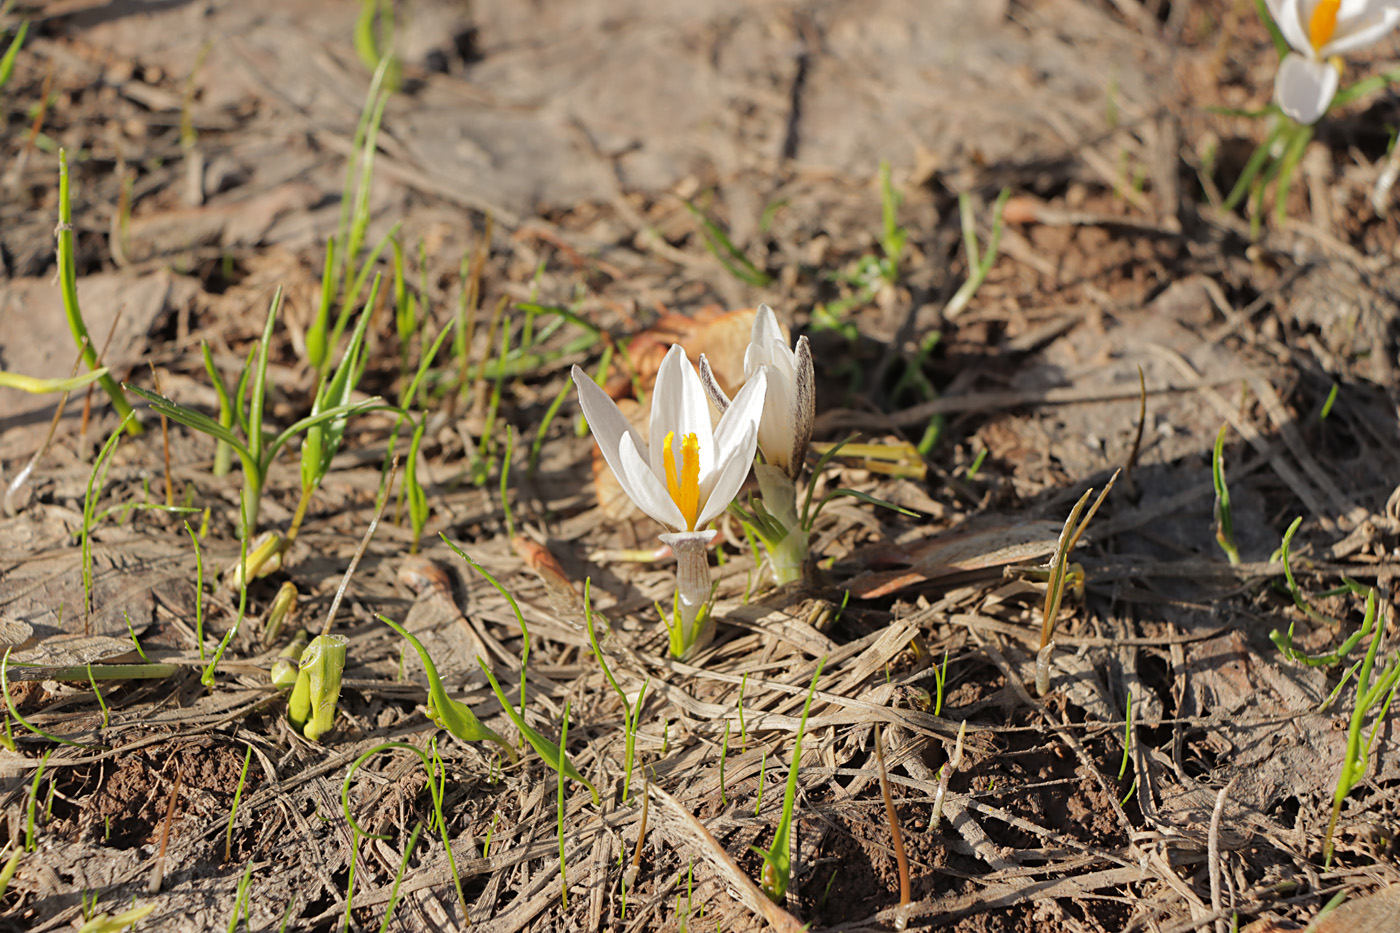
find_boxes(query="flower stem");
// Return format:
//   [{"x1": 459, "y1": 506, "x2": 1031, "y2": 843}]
[{"x1": 659, "y1": 530, "x2": 716, "y2": 658}]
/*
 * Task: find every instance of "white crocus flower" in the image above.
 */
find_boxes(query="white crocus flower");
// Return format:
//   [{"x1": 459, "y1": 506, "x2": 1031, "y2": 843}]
[
  {"x1": 572, "y1": 345, "x2": 767, "y2": 656},
  {"x1": 699, "y1": 304, "x2": 814, "y2": 480},
  {"x1": 1268, "y1": 0, "x2": 1400, "y2": 124}
]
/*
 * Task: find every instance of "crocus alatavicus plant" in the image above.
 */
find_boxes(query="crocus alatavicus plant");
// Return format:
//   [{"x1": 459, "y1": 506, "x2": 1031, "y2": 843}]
[{"x1": 573, "y1": 346, "x2": 767, "y2": 657}]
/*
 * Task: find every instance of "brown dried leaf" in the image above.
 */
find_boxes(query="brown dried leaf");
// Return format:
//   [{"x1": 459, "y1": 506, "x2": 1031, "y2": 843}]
[{"x1": 846, "y1": 520, "x2": 1063, "y2": 598}]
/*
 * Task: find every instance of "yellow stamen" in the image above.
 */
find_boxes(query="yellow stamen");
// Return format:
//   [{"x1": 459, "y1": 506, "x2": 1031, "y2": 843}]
[
  {"x1": 662, "y1": 430, "x2": 702, "y2": 530},
  {"x1": 1308, "y1": 0, "x2": 1340, "y2": 52}
]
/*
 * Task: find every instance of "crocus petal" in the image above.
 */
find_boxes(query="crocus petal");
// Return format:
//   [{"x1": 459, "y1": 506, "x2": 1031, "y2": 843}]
[
  {"x1": 1322, "y1": 6, "x2": 1400, "y2": 55},
  {"x1": 695, "y1": 423, "x2": 759, "y2": 528},
  {"x1": 1273, "y1": 0, "x2": 1313, "y2": 54},
  {"x1": 697, "y1": 353, "x2": 733, "y2": 412},
  {"x1": 649, "y1": 345, "x2": 716, "y2": 478},
  {"x1": 710, "y1": 366, "x2": 768, "y2": 477},
  {"x1": 744, "y1": 304, "x2": 797, "y2": 383},
  {"x1": 786, "y1": 334, "x2": 816, "y2": 478},
  {"x1": 1275, "y1": 53, "x2": 1339, "y2": 124},
  {"x1": 618, "y1": 431, "x2": 688, "y2": 529},
  {"x1": 572, "y1": 364, "x2": 648, "y2": 481}
]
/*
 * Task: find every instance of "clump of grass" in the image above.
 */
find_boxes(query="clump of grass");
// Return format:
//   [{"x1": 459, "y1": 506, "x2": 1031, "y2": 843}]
[
  {"x1": 129, "y1": 287, "x2": 384, "y2": 540},
  {"x1": 1036, "y1": 471, "x2": 1118, "y2": 695},
  {"x1": 943, "y1": 187, "x2": 1012, "y2": 320},
  {"x1": 342, "y1": 741, "x2": 469, "y2": 922}
]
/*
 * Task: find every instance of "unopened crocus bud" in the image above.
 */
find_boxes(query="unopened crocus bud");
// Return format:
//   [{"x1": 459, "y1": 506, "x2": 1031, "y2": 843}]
[
  {"x1": 262, "y1": 581, "x2": 298, "y2": 647},
  {"x1": 271, "y1": 630, "x2": 309, "y2": 689},
  {"x1": 223, "y1": 531, "x2": 284, "y2": 590},
  {"x1": 289, "y1": 634, "x2": 348, "y2": 741},
  {"x1": 700, "y1": 304, "x2": 814, "y2": 479}
]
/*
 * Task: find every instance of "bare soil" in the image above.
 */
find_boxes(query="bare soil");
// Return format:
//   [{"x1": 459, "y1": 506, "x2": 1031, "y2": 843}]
[{"x1": 2, "y1": 1, "x2": 1400, "y2": 931}]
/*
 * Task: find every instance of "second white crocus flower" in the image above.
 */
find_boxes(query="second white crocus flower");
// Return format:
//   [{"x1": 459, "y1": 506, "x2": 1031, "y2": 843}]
[
  {"x1": 699, "y1": 304, "x2": 814, "y2": 480},
  {"x1": 1269, "y1": 0, "x2": 1400, "y2": 124},
  {"x1": 572, "y1": 345, "x2": 767, "y2": 657}
]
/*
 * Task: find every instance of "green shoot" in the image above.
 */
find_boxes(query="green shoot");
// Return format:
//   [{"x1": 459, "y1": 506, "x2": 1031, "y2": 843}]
[
  {"x1": 1320, "y1": 383, "x2": 1339, "y2": 421},
  {"x1": 343, "y1": 742, "x2": 469, "y2": 922},
  {"x1": 0, "y1": 20, "x2": 28, "y2": 92},
  {"x1": 1037, "y1": 470, "x2": 1118, "y2": 695},
  {"x1": 583, "y1": 578, "x2": 646, "y2": 803},
  {"x1": 478, "y1": 660, "x2": 600, "y2": 807},
  {"x1": 932, "y1": 650, "x2": 949, "y2": 717},
  {"x1": 291, "y1": 275, "x2": 382, "y2": 545},
  {"x1": 353, "y1": 0, "x2": 400, "y2": 91},
  {"x1": 128, "y1": 286, "x2": 385, "y2": 539},
  {"x1": 1118, "y1": 694, "x2": 1133, "y2": 781},
  {"x1": 86, "y1": 665, "x2": 109, "y2": 729},
  {"x1": 224, "y1": 744, "x2": 253, "y2": 862},
  {"x1": 25, "y1": 749, "x2": 51, "y2": 851},
  {"x1": 719, "y1": 721, "x2": 730, "y2": 807},
  {"x1": 228, "y1": 862, "x2": 253, "y2": 933},
  {"x1": 943, "y1": 187, "x2": 1012, "y2": 319},
  {"x1": 0, "y1": 848, "x2": 22, "y2": 901},
  {"x1": 482, "y1": 812, "x2": 498, "y2": 859},
  {"x1": 0, "y1": 367, "x2": 108, "y2": 394},
  {"x1": 1323, "y1": 589, "x2": 1400, "y2": 864},
  {"x1": 878, "y1": 161, "x2": 907, "y2": 282},
  {"x1": 753, "y1": 656, "x2": 826, "y2": 902},
  {"x1": 529, "y1": 379, "x2": 572, "y2": 478},
  {"x1": 1212, "y1": 425, "x2": 1241, "y2": 565},
  {"x1": 374, "y1": 614, "x2": 515, "y2": 761},
  {"x1": 378, "y1": 822, "x2": 422, "y2": 933},
  {"x1": 57, "y1": 150, "x2": 140, "y2": 433},
  {"x1": 557, "y1": 700, "x2": 571, "y2": 910},
  {"x1": 3, "y1": 648, "x2": 97, "y2": 748},
  {"x1": 75, "y1": 904, "x2": 156, "y2": 933},
  {"x1": 684, "y1": 200, "x2": 772, "y2": 287}
]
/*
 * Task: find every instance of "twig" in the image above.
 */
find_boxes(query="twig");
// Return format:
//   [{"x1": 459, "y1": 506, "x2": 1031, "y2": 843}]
[
  {"x1": 321, "y1": 456, "x2": 398, "y2": 638},
  {"x1": 1208, "y1": 774, "x2": 1239, "y2": 933},
  {"x1": 873, "y1": 725, "x2": 911, "y2": 924},
  {"x1": 148, "y1": 764, "x2": 183, "y2": 893}
]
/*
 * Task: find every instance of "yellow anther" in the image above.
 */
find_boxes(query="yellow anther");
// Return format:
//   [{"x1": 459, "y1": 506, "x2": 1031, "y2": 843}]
[
  {"x1": 662, "y1": 430, "x2": 702, "y2": 530},
  {"x1": 1309, "y1": 0, "x2": 1340, "y2": 52}
]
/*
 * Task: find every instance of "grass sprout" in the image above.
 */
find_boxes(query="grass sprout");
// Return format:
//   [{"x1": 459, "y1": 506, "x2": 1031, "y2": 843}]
[
  {"x1": 3, "y1": 648, "x2": 97, "y2": 749},
  {"x1": 0, "y1": 367, "x2": 108, "y2": 394},
  {"x1": 479, "y1": 658, "x2": 600, "y2": 807},
  {"x1": 684, "y1": 200, "x2": 772, "y2": 287},
  {"x1": 75, "y1": 904, "x2": 156, "y2": 933},
  {"x1": 1036, "y1": 470, "x2": 1118, "y2": 695},
  {"x1": 557, "y1": 699, "x2": 571, "y2": 910},
  {"x1": 379, "y1": 822, "x2": 422, "y2": 933},
  {"x1": 56, "y1": 150, "x2": 140, "y2": 432},
  {"x1": 374, "y1": 613, "x2": 515, "y2": 760},
  {"x1": 224, "y1": 744, "x2": 253, "y2": 862},
  {"x1": 342, "y1": 742, "x2": 469, "y2": 922},
  {"x1": 942, "y1": 187, "x2": 1012, "y2": 320},
  {"x1": 0, "y1": 19, "x2": 28, "y2": 91},
  {"x1": 1212, "y1": 424, "x2": 1241, "y2": 565},
  {"x1": 1322, "y1": 588, "x2": 1400, "y2": 864},
  {"x1": 753, "y1": 656, "x2": 826, "y2": 902},
  {"x1": 583, "y1": 578, "x2": 647, "y2": 803}
]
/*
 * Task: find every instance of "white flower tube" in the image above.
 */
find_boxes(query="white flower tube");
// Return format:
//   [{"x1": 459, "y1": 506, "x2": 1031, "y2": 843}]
[
  {"x1": 1267, "y1": 0, "x2": 1400, "y2": 124},
  {"x1": 572, "y1": 345, "x2": 767, "y2": 655}
]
